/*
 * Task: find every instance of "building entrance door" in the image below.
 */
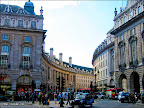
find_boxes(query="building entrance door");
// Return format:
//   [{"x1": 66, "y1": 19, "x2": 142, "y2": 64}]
[{"x1": 130, "y1": 72, "x2": 140, "y2": 93}]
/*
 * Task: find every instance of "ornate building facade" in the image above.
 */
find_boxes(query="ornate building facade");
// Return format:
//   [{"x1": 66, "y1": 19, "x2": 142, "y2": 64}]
[
  {"x1": 0, "y1": 1, "x2": 46, "y2": 94},
  {"x1": 111, "y1": 0, "x2": 144, "y2": 93},
  {"x1": 92, "y1": 29, "x2": 115, "y2": 92},
  {"x1": 42, "y1": 48, "x2": 94, "y2": 92}
]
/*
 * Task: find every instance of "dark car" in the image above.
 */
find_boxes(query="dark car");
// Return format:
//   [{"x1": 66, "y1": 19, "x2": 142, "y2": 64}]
[
  {"x1": 70, "y1": 94, "x2": 82, "y2": 105},
  {"x1": 79, "y1": 93, "x2": 93, "y2": 107},
  {"x1": 0, "y1": 95, "x2": 9, "y2": 101}
]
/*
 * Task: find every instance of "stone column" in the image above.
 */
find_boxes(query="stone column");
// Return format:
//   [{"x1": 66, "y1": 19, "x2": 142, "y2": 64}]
[
  {"x1": 125, "y1": 31, "x2": 129, "y2": 69},
  {"x1": 137, "y1": 24, "x2": 143, "y2": 65}
]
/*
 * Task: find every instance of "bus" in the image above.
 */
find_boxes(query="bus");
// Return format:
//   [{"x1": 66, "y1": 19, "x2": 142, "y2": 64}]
[{"x1": 77, "y1": 88, "x2": 91, "y2": 93}]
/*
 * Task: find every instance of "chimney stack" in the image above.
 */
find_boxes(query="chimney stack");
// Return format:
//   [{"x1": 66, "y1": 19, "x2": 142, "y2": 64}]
[
  {"x1": 69, "y1": 57, "x2": 72, "y2": 67},
  {"x1": 59, "y1": 53, "x2": 63, "y2": 62},
  {"x1": 50, "y1": 48, "x2": 53, "y2": 58}
]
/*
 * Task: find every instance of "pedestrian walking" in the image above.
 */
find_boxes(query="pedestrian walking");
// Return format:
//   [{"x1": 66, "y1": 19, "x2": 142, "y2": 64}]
[
  {"x1": 66, "y1": 93, "x2": 70, "y2": 105},
  {"x1": 25, "y1": 92, "x2": 29, "y2": 102},
  {"x1": 54, "y1": 93, "x2": 57, "y2": 104},
  {"x1": 38, "y1": 92, "x2": 42, "y2": 105},
  {"x1": 42, "y1": 94, "x2": 46, "y2": 105},
  {"x1": 31, "y1": 93, "x2": 35, "y2": 104}
]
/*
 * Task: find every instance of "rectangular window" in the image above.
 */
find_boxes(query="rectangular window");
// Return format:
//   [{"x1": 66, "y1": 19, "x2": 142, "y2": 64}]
[
  {"x1": 118, "y1": 21, "x2": 120, "y2": 27},
  {"x1": 1, "y1": 34, "x2": 10, "y2": 41},
  {"x1": 138, "y1": 6, "x2": 141, "y2": 14},
  {"x1": 106, "y1": 69, "x2": 107, "y2": 76},
  {"x1": 103, "y1": 61, "x2": 104, "y2": 67},
  {"x1": 124, "y1": 16, "x2": 126, "y2": 23},
  {"x1": 0, "y1": 55, "x2": 8, "y2": 68},
  {"x1": 106, "y1": 60, "x2": 107, "y2": 66},
  {"x1": 130, "y1": 28, "x2": 135, "y2": 36},
  {"x1": 22, "y1": 56, "x2": 30, "y2": 70},
  {"x1": 121, "y1": 35, "x2": 123, "y2": 40},
  {"x1": 101, "y1": 71, "x2": 102, "y2": 78},
  {"x1": 23, "y1": 36, "x2": 32, "y2": 42}
]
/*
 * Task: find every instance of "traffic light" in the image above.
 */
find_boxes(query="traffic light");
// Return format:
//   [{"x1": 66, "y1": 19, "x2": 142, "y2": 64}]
[
  {"x1": 56, "y1": 76, "x2": 60, "y2": 90},
  {"x1": 31, "y1": 80, "x2": 36, "y2": 91},
  {"x1": 61, "y1": 77, "x2": 65, "y2": 92},
  {"x1": 90, "y1": 81, "x2": 93, "y2": 91}
]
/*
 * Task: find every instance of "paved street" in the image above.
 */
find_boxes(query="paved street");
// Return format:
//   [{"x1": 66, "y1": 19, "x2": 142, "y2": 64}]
[{"x1": 0, "y1": 99, "x2": 144, "y2": 108}]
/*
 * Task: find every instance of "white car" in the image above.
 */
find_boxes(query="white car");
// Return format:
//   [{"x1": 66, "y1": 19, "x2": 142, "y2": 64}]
[
  {"x1": 97, "y1": 92, "x2": 106, "y2": 99},
  {"x1": 118, "y1": 91, "x2": 129, "y2": 101}
]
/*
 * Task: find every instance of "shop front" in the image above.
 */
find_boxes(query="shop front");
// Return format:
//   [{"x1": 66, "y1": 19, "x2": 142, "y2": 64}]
[
  {"x1": 16, "y1": 75, "x2": 33, "y2": 95},
  {"x1": 0, "y1": 74, "x2": 11, "y2": 95}
]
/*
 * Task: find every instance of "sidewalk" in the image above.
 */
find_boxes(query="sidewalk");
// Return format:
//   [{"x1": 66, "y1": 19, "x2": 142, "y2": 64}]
[
  {"x1": 135, "y1": 100, "x2": 144, "y2": 106},
  {"x1": 31, "y1": 101, "x2": 72, "y2": 108}
]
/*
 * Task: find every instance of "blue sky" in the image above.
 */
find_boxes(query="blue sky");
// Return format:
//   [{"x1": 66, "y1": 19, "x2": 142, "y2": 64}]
[{"x1": 1, "y1": 0, "x2": 127, "y2": 68}]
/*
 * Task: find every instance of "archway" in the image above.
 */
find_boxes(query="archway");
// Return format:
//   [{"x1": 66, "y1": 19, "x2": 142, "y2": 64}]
[
  {"x1": 130, "y1": 72, "x2": 140, "y2": 93},
  {"x1": 119, "y1": 74, "x2": 127, "y2": 92}
]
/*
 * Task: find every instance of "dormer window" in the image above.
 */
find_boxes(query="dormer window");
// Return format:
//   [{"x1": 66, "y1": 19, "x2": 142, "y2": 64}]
[
  {"x1": 23, "y1": 36, "x2": 32, "y2": 42},
  {"x1": 31, "y1": 21, "x2": 36, "y2": 29},
  {"x1": 18, "y1": 20, "x2": 23, "y2": 27},
  {"x1": 1, "y1": 34, "x2": 10, "y2": 41},
  {"x1": 121, "y1": 35, "x2": 123, "y2": 40},
  {"x1": 4, "y1": 19, "x2": 10, "y2": 26},
  {"x1": 130, "y1": 28, "x2": 135, "y2": 36},
  {"x1": 118, "y1": 21, "x2": 120, "y2": 27},
  {"x1": 138, "y1": 6, "x2": 141, "y2": 14},
  {"x1": 124, "y1": 16, "x2": 126, "y2": 23}
]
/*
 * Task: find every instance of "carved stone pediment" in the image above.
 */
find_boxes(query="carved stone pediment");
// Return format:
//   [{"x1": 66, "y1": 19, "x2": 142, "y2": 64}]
[
  {"x1": 128, "y1": 36, "x2": 137, "y2": 43},
  {"x1": 118, "y1": 41, "x2": 125, "y2": 48}
]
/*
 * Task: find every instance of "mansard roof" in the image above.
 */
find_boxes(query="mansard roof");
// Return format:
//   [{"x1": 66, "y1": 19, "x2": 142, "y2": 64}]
[{"x1": 0, "y1": 4, "x2": 32, "y2": 15}]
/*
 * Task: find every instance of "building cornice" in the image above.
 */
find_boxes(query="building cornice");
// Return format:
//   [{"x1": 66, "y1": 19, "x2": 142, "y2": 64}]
[
  {"x1": 0, "y1": 26, "x2": 47, "y2": 34},
  {"x1": 111, "y1": 11, "x2": 144, "y2": 35},
  {"x1": 92, "y1": 42, "x2": 114, "y2": 65},
  {"x1": 42, "y1": 52, "x2": 94, "y2": 76}
]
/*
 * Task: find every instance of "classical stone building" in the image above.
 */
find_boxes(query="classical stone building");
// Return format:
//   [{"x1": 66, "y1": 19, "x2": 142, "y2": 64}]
[
  {"x1": 111, "y1": 0, "x2": 144, "y2": 93},
  {"x1": 42, "y1": 48, "x2": 94, "y2": 92},
  {"x1": 92, "y1": 29, "x2": 115, "y2": 92},
  {"x1": 0, "y1": 1, "x2": 46, "y2": 94}
]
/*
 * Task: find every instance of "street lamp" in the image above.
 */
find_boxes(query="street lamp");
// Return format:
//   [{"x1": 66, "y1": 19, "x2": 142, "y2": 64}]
[{"x1": 94, "y1": 74, "x2": 97, "y2": 92}]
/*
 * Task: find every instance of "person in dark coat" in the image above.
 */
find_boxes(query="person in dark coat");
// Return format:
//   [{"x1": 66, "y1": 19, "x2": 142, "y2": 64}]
[
  {"x1": 66, "y1": 93, "x2": 70, "y2": 105},
  {"x1": 25, "y1": 92, "x2": 29, "y2": 102},
  {"x1": 38, "y1": 93, "x2": 42, "y2": 105}
]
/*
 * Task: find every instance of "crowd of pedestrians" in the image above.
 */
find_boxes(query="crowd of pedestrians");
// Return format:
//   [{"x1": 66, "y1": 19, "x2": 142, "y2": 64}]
[{"x1": 18, "y1": 91, "x2": 74, "y2": 106}]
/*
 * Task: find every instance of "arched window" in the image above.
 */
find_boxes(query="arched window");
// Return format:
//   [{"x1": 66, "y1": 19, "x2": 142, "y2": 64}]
[
  {"x1": 129, "y1": 36, "x2": 137, "y2": 65},
  {"x1": 22, "y1": 47, "x2": 31, "y2": 70},
  {"x1": 118, "y1": 41, "x2": 125, "y2": 65},
  {"x1": 0, "y1": 45, "x2": 9, "y2": 67}
]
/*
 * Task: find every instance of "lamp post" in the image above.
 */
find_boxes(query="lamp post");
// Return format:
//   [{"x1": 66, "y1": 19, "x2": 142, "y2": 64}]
[{"x1": 94, "y1": 74, "x2": 97, "y2": 92}]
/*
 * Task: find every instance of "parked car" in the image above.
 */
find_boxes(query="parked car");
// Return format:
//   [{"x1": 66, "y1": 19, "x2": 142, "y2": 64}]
[
  {"x1": 97, "y1": 92, "x2": 106, "y2": 99},
  {"x1": 118, "y1": 92, "x2": 130, "y2": 103}
]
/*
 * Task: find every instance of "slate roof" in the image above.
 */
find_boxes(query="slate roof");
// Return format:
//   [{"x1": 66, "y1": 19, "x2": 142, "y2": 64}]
[{"x1": 0, "y1": 4, "x2": 34, "y2": 15}]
